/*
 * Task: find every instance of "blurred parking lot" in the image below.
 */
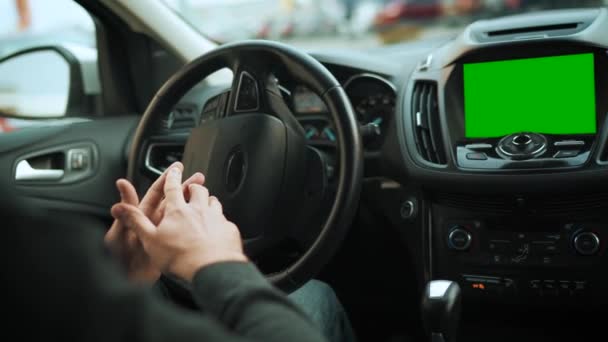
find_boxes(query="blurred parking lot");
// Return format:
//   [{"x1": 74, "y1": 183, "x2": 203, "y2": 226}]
[
  {"x1": 1, "y1": 0, "x2": 607, "y2": 133},
  {"x1": 164, "y1": 0, "x2": 608, "y2": 49}
]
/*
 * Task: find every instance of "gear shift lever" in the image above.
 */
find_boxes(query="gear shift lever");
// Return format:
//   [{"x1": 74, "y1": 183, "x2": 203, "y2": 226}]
[{"x1": 421, "y1": 280, "x2": 462, "y2": 342}]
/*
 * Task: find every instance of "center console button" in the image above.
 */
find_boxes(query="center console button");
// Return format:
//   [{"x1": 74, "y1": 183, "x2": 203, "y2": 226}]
[
  {"x1": 497, "y1": 132, "x2": 547, "y2": 160},
  {"x1": 558, "y1": 281, "x2": 572, "y2": 296},
  {"x1": 574, "y1": 281, "x2": 587, "y2": 291},
  {"x1": 465, "y1": 143, "x2": 493, "y2": 150},
  {"x1": 488, "y1": 240, "x2": 511, "y2": 253},
  {"x1": 554, "y1": 140, "x2": 585, "y2": 147},
  {"x1": 542, "y1": 280, "x2": 558, "y2": 296},
  {"x1": 529, "y1": 280, "x2": 541, "y2": 290},
  {"x1": 531, "y1": 242, "x2": 560, "y2": 255},
  {"x1": 553, "y1": 150, "x2": 580, "y2": 158},
  {"x1": 512, "y1": 134, "x2": 532, "y2": 146},
  {"x1": 466, "y1": 152, "x2": 488, "y2": 160}
]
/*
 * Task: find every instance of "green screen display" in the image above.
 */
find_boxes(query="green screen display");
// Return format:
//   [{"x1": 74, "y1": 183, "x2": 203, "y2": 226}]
[{"x1": 463, "y1": 53, "x2": 597, "y2": 138}]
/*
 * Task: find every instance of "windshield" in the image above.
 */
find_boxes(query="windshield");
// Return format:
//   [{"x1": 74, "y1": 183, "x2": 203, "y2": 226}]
[{"x1": 162, "y1": 0, "x2": 607, "y2": 49}]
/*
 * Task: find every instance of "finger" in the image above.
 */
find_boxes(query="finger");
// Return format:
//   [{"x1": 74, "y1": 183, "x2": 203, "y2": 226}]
[
  {"x1": 155, "y1": 172, "x2": 204, "y2": 215},
  {"x1": 112, "y1": 203, "x2": 157, "y2": 241},
  {"x1": 106, "y1": 179, "x2": 139, "y2": 244},
  {"x1": 140, "y1": 161, "x2": 183, "y2": 214},
  {"x1": 164, "y1": 163, "x2": 186, "y2": 207},
  {"x1": 104, "y1": 220, "x2": 124, "y2": 245},
  {"x1": 182, "y1": 172, "x2": 205, "y2": 201},
  {"x1": 116, "y1": 179, "x2": 140, "y2": 206},
  {"x1": 208, "y1": 196, "x2": 223, "y2": 213},
  {"x1": 126, "y1": 230, "x2": 139, "y2": 248},
  {"x1": 153, "y1": 172, "x2": 205, "y2": 221},
  {"x1": 188, "y1": 184, "x2": 209, "y2": 210}
]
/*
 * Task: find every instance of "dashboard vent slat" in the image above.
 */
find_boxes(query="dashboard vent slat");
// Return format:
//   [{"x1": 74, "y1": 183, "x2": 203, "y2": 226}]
[
  {"x1": 412, "y1": 81, "x2": 447, "y2": 166},
  {"x1": 487, "y1": 23, "x2": 580, "y2": 37},
  {"x1": 433, "y1": 192, "x2": 608, "y2": 216},
  {"x1": 162, "y1": 104, "x2": 197, "y2": 131}
]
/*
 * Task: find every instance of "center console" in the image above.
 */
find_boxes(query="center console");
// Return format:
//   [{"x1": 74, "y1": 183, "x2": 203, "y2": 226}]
[
  {"x1": 396, "y1": 8, "x2": 608, "y2": 307},
  {"x1": 425, "y1": 43, "x2": 608, "y2": 304},
  {"x1": 431, "y1": 200, "x2": 608, "y2": 304}
]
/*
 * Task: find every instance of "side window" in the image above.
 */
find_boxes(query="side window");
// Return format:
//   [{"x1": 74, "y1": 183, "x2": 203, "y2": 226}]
[{"x1": 0, "y1": 0, "x2": 98, "y2": 134}]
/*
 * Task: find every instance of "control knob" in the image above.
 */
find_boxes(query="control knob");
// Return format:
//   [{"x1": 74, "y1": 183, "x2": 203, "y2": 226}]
[
  {"x1": 447, "y1": 226, "x2": 472, "y2": 251},
  {"x1": 573, "y1": 231, "x2": 600, "y2": 256}
]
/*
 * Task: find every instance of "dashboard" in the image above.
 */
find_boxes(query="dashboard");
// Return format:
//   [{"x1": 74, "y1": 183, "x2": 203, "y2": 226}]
[{"x1": 150, "y1": 7, "x2": 608, "y2": 314}]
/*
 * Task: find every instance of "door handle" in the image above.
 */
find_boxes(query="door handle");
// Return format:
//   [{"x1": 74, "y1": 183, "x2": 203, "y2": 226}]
[{"x1": 15, "y1": 159, "x2": 64, "y2": 181}]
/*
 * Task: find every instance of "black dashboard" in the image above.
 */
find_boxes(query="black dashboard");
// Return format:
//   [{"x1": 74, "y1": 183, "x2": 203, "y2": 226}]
[{"x1": 150, "y1": 7, "x2": 608, "y2": 313}]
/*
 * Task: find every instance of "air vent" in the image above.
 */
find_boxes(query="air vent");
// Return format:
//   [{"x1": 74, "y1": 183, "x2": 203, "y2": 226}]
[
  {"x1": 162, "y1": 104, "x2": 197, "y2": 130},
  {"x1": 200, "y1": 92, "x2": 230, "y2": 125},
  {"x1": 411, "y1": 81, "x2": 447, "y2": 165},
  {"x1": 469, "y1": 9, "x2": 600, "y2": 43},
  {"x1": 433, "y1": 192, "x2": 608, "y2": 216},
  {"x1": 470, "y1": 9, "x2": 599, "y2": 43},
  {"x1": 487, "y1": 23, "x2": 579, "y2": 37}
]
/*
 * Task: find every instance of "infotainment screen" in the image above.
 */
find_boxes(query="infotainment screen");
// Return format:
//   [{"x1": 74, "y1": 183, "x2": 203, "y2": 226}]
[{"x1": 463, "y1": 53, "x2": 597, "y2": 138}]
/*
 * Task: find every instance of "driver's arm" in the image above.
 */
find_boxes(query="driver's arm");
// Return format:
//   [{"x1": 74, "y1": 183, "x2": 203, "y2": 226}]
[
  {"x1": 153, "y1": 261, "x2": 325, "y2": 342},
  {"x1": 6, "y1": 205, "x2": 327, "y2": 342}
]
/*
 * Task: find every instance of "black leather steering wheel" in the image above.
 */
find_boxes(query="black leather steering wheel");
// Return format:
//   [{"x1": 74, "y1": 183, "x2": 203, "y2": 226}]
[{"x1": 127, "y1": 40, "x2": 362, "y2": 292}]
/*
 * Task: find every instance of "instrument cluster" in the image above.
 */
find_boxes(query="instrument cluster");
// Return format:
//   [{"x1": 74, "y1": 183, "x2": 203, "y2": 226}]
[{"x1": 291, "y1": 74, "x2": 396, "y2": 150}]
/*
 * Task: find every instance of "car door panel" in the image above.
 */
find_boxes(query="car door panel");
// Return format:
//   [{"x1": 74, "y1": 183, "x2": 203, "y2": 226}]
[{"x1": 1, "y1": 116, "x2": 139, "y2": 218}]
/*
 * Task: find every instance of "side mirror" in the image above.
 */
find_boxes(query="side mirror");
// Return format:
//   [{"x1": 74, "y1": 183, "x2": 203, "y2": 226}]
[{"x1": 0, "y1": 45, "x2": 97, "y2": 119}]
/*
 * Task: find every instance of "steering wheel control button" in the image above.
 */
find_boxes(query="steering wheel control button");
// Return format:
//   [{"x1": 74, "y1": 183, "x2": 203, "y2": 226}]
[
  {"x1": 448, "y1": 226, "x2": 472, "y2": 251},
  {"x1": 497, "y1": 132, "x2": 547, "y2": 160},
  {"x1": 234, "y1": 71, "x2": 259, "y2": 112},
  {"x1": 573, "y1": 231, "x2": 600, "y2": 256},
  {"x1": 553, "y1": 150, "x2": 580, "y2": 158},
  {"x1": 466, "y1": 152, "x2": 488, "y2": 160}
]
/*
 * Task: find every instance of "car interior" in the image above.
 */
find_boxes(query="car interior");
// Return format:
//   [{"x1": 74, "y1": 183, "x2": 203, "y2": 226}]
[{"x1": 2, "y1": 1, "x2": 608, "y2": 341}]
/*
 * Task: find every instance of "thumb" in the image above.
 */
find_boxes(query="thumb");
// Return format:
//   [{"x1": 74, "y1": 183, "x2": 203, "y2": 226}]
[{"x1": 111, "y1": 203, "x2": 156, "y2": 241}]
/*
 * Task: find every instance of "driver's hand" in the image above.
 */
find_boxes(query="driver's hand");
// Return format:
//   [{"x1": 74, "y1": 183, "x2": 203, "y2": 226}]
[
  {"x1": 111, "y1": 163, "x2": 247, "y2": 282},
  {"x1": 105, "y1": 162, "x2": 205, "y2": 284}
]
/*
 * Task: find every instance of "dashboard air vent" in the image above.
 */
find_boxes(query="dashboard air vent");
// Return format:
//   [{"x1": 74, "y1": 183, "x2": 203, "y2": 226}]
[
  {"x1": 162, "y1": 104, "x2": 197, "y2": 130},
  {"x1": 433, "y1": 192, "x2": 608, "y2": 216},
  {"x1": 487, "y1": 23, "x2": 579, "y2": 37},
  {"x1": 470, "y1": 8, "x2": 599, "y2": 43},
  {"x1": 411, "y1": 81, "x2": 446, "y2": 165}
]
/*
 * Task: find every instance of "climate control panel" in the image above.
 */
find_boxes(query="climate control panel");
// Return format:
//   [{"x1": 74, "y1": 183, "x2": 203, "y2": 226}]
[
  {"x1": 433, "y1": 217, "x2": 608, "y2": 303},
  {"x1": 442, "y1": 222, "x2": 604, "y2": 267}
]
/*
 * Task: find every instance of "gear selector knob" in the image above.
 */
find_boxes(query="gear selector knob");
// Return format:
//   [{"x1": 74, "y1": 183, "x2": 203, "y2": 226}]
[{"x1": 421, "y1": 280, "x2": 462, "y2": 342}]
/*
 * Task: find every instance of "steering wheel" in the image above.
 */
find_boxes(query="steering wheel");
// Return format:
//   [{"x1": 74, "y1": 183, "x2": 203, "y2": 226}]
[{"x1": 127, "y1": 40, "x2": 362, "y2": 292}]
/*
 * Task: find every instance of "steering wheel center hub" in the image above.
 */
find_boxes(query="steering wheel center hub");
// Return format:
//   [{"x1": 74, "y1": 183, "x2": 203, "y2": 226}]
[
  {"x1": 182, "y1": 113, "x2": 293, "y2": 240},
  {"x1": 224, "y1": 147, "x2": 246, "y2": 193}
]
